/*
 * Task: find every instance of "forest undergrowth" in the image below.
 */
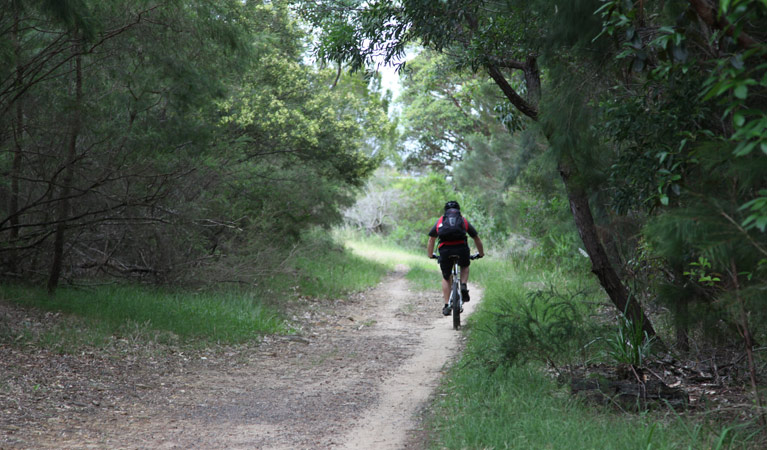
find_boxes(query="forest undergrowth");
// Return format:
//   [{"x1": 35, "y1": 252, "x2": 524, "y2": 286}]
[
  {"x1": 427, "y1": 251, "x2": 767, "y2": 449},
  {"x1": 0, "y1": 232, "x2": 392, "y2": 351}
]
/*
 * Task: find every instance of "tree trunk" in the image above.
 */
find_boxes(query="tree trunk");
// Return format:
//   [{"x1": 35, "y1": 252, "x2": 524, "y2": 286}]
[
  {"x1": 484, "y1": 62, "x2": 657, "y2": 339},
  {"x1": 558, "y1": 156, "x2": 657, "y2": 338},
  {"x1": 675, "y1": 288, "x2": 689, "y2": 352},
  {"x1": 9, "y1": 7, "x2": 23, "y2": 275},
  {"x1": 48, "y1": 39, "x2": 82, "y2": 294},
  {"x1": 524, "y1": 54, "x2": 541, "y2": 108}
]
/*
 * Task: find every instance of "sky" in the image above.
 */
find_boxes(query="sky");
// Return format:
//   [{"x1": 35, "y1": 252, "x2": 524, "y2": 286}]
[
  {"x1": 375, "y1": 47, "x2": 419, "y2": 101},
  {"x1": 380, "y1": 64, "x2": 401, "y2": 98}
]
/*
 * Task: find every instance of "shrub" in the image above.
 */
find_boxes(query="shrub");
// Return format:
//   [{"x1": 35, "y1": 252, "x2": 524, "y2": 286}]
[{"x1": 476, "y1": 285, "x2": 596, "y2": 371}]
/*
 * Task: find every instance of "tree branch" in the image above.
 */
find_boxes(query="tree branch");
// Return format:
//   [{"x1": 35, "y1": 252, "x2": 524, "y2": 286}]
[
  {"x1": 485, "y1": 56, "x2": 526, "y2": 70},
  {"x1": 486, "y1": 64, "x2": 538, "y2": 120}
]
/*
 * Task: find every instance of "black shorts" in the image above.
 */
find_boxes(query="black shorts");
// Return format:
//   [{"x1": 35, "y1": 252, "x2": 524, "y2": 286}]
[{"x1": 438, "y1": 244, "x2": 470, "y2": 280}]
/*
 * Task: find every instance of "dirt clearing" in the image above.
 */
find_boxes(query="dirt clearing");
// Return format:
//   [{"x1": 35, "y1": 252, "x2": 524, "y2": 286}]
[{"x1": 1, "y1": 265, "x2": 480, "y2": 449}]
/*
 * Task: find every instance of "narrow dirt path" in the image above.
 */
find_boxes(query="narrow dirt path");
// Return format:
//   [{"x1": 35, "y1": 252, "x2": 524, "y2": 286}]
[{"x1": 1, "y1": 265, "x2": 480, "y2": 449}]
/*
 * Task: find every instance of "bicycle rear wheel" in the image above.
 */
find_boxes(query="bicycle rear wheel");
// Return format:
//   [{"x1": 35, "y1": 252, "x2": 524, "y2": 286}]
[{"x1": 451, "y1": 282, "x2": 461, "y2": 329}]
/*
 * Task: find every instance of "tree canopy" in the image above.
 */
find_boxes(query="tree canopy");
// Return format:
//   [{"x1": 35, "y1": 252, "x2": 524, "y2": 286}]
[{"x1": 0, "y1": 0, "x2": 391, "y2": 288}]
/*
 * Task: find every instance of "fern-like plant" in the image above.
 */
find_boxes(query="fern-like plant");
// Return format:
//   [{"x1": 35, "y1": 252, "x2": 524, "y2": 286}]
[{"x1": 481, "y1": 285, "x2": 594, "y2": 370}]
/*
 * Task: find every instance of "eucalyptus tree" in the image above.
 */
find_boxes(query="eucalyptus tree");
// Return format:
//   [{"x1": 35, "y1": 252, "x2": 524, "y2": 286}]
[
  {"x1": 397, "y1": 49, "x2": 545, "y2": 242},
  {"x1": 397, "y1": 50, "x2": 511, "y2": 170}
]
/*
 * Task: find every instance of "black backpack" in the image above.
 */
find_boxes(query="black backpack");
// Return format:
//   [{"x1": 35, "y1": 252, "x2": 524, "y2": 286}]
[{"x1": 437, "y1": 209, "x2": 468, "y2": 242}]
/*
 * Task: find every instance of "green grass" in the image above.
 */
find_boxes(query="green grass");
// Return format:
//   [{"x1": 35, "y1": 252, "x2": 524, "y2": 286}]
[
  {"x1": 0, "y1": 284, "x2": 289, "y2": 348},
  {"x1": 333, "y1": 236, "x2": 760, "y2": 448},
  {"x1": 430, "y1": 364, "x2": 745, "y2": 449},
  {"x1": 427, "y1": 255, "x2": 751, "y2": 449},
  {"x1": 343, "y1": 237, "x2": 442, "y2": 291},
  {"x1": 291, "y1": 245, "x2": 391, "y2": 298},
  {"x1": 0, "y1": 235, "x2": 399, "y2": 351}
]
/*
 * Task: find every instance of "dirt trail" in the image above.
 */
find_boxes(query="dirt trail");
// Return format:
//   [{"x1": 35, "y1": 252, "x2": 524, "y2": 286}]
[{"x1": 1, "y1": 265, "x2": 480, "y2": 449}]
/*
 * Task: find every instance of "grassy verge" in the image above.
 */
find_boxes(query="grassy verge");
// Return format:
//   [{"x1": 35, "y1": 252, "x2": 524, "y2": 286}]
[
  {"x1": 427, "y1": 255, "x2": 749, "y2": 449},
  {"x1": 431, "y1": 364, "x2": 740, "y2": 449},
  {"x1": 0, "y1": 284, "x2": 288, "y2": 349},
  {"x1": 290, "y1": 244, "x2": 392, "y2": 299},
  {"x1": 342, "y1": 235, "x2": 442, "y2": 291},
  {"x1": 0, "y1": 235, "x2": 397, "y2": 351}
]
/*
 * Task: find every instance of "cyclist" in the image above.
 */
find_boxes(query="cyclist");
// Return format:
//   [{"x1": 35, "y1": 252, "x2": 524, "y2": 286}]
[{"x1": 426, "y1": 200, "x2": 484, "y2": 316}]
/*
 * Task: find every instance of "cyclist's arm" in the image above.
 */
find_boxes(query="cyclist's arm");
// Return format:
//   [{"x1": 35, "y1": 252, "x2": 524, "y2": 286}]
[
  {"x1": 427, "y1": 236, "x2": 437, "y2": 258},
  {"x1": 472, "y1": 235, "x2": 485, "y2": 258}
]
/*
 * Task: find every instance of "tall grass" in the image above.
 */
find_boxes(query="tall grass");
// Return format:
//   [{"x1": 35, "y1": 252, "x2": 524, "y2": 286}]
[
  {"x1": 430, "y1": 364, "x2": 743, "y2": 449},
  {"x1": 290, "y1": 245, "x2": 391, "y2": 299}
]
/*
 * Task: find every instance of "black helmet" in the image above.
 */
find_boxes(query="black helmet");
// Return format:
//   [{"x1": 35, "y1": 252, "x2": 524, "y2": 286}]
[{"x1": 444, "y1": 200, "x2": 460, "y2": 211}]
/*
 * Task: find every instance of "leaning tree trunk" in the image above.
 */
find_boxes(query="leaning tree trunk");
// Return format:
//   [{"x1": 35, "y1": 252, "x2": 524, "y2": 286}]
[
  {"x1": 48, "y1": 39, "x2": 82, "y2": 294},
  {"x1": 558, "y1": 156, "x2": 657, "y2": 338},
  {"x1": 484, "y1": 59, "x2": 657, "y2": 338}
]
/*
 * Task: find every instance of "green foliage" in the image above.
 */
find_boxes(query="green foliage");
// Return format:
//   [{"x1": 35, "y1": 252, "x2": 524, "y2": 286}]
[
  {"x1": 390, "y1": 173, "x2": 461, "y2": 248},
  {"x1": 683, "y1": 257, "x2": 723, "y2": 287},
  {"x1": 343, "y1": 159, "x2": 582, "y2": 269},
  {"x1": 290, "y1": 238, "x2": 390, "y2": 299},
  {"x1": 643, "y1": 186, "x2": 767, "y2": 345},
  {"x1": 344, "y1": 170, "x2": 463, "y2": 249},
  {"x1": 741, "y1": 190, "x2": 767, "y2": 232},
  {"x1": 598, "y1": 70, "x2": 709, "y2": 213},
  {"x1": 700, "y1": 1, "x2": 767, "y2": 159},
  {"x1": 0, "y1": 0, "x2": 392, "y2": 287},
  {"x1": 347, "y1": 167, "x2": 526, "y2": 253},
  {"x1": 215, "y1": 56, "x2": 379, "y2": 237},
  {"x1": 591, "y1": 0, "x2": 767, "y2": 354},
  {"x1": 478, "y1": 286, "x2": 594, "y2": 369},
  {"x1": 394, "y1": 49, "x2": 561, "y2": 250},
  {"x1": 0, "y1": 284, "x2": 288, "y2": 346},
  {"x1": 429, "y1": 254, "x2": 729, "y2": 450},
  {"x1": 604, "y1": 312, "x2": 655, "y2": 367},
  {"x1": 397, "y1": 50, "x2": 522, "y2": 170},
  {"x1": 0, "y1": 234, "x2": 401, "y2": 351}
]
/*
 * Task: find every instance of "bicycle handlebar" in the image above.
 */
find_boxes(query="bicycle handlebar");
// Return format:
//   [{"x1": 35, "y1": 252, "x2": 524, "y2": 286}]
[{"x1": 431, "y1": 253, "x2": 483, "y2": 260}]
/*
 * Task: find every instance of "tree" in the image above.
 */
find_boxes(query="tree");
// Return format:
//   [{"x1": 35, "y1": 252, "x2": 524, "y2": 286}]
[
  {"x1": 397, "y1": 50, "x2": 506, "y2": 169},
  {"x1": 1, "y1": 0, "x2": 254, "y2": 288}
]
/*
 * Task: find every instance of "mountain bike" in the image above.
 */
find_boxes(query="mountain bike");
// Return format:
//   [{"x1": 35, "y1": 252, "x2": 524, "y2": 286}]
[{"x1": 433, "y1": 253, "x2": 482, "y2": 330}]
